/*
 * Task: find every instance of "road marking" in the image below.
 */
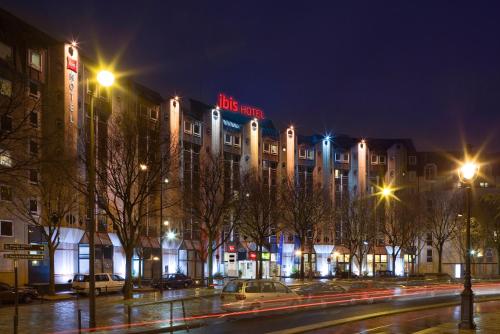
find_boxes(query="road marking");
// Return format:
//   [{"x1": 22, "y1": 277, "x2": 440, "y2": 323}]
[{"x1": 359, "y1": 323, "x2": 393, "y2": 333}]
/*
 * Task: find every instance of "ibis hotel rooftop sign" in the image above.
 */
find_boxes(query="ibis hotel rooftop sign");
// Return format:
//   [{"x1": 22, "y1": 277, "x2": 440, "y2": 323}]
[{"x1": 217, "y1": 93, "x2": 264, "y2": 119}]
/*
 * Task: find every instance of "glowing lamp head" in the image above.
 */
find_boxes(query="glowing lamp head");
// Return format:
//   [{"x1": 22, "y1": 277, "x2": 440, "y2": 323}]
[
  {"x1": 167, "y1": 231, "x2": 176, "y2": 240},
  {"x1": 459, "y1": 162, "x2": 478, "y2": 181},
  {"x1": 381, "y1": 187, "x2": 392, "y2": 197},
  {"x1": 96, "y1": 70, "x2": 115, "y2": 87},
  {"x1": 295, "y1": 250, "x2": 302, "y2": 256},
  {"x1": 139, "y1": 163, "x2": 148, "y2": 171},
  {"x1": 163, "y1": 220, "x2": 169, "y2": 226}
]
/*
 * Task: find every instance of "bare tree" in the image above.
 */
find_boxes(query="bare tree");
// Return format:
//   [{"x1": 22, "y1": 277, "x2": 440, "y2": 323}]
[
  {"x1": 425, "y1": 190, "x2": 462, "y2": 273},
  {"x1": 239, "y1": 174, "x2": 281, "y2": 279},
  {"x1": 476, "y1": 194, "x2": 500, "y2": 274},
  {"x1": 280, "y1": 178, "x2": 330, "y2": 280},
  {"x1": 10, "y1": 171, "x2": 77, "y2": 295},
  {"x1": 185, "y1": 154, "x2": 244, "y2": 285},
  {"x1": 79, "y1": 110, "x2": 177, "y2": 299}
]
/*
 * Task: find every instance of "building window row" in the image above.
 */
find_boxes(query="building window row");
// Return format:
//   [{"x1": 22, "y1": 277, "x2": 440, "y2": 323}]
[
  {"x1": 334, "y1": 152, "x2": 349, "y2": 163},
  {"x1": 299, "y1": 147, "x2": 314, "y2": 160},
  {"x1": 224, "y1": 133, "x2": 241, "y2": 147},
  {"x1": 184, "y1": 120, "x2": 202, "y2": 137},
  {"x1": 263, "y1": 142, "x2": 278, "y2": 155},
  {"x1": 371, "y1": 154, "x2": 387, "y2": 165}
]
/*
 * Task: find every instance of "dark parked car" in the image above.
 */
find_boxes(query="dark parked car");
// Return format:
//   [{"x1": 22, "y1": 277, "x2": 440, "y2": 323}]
[
  {"x1": 151, "y1": 274, "x2": 193, "y2": 289},
  {"x1": 0, "y1": 282, "x2": 39, "y2": 304}
]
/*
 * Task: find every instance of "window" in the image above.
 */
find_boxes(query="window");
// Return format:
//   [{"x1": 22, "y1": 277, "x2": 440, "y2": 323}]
[
  {"x1": 245, "y1": 281, "x2": 261, "y2": 293},
  {"x1": 183, "y1": 121, "x2": 192, "y2": 134},
  {"x1": 96, "y1": 274, "x2": 109, "y2": 282},
  {"x1": 29, "y1": 49, "x2": 42, "y2": 71},
  {"x1": 426, "y1": 233, "x2": 433, "y2": 246},
  {"x1": 371, "y1": 154, "x2": 378, "y2": 164},
  {"x1": 335, "y1": 152, "x2": 349, "y2": 162},
  {"x1": 270, "y1": 144, "x2": 278, "y2": 155},
  {"x1": 149, "y1": 108, "x2": 158, "y2": 120},
  {"x1": 334, "y1": 169, "x2": 340, "y2": 178},
  {"x1": 0, "y1": 221, "x2": 13, "y2": 237},
  {"x1": 224, "y1": 133, "x2": 232, "y2": 145},
  {"x1": 480, "y1": 182, "x2": 489, "y2": 188},
  {"x1": 0, "y1": 151, "x2": 12, "y2": 167},
  {"x1": 379, "y1": 155, "x2": 386, "y2": 164},
  {"x1": 233, "y1": 135, "x2": 240, "y2": 147},
  {"x1": 0, "y1": 185, "x2": 12, "y2": 201},
  {"x1": 29, "y1": 169, "x2": 39, "y2": 184},
  {"x1": 1, "y1": 115, "x2": 13, "y2": 132},
  {"x1": 0, "y1": 41, "x2": 13, "y2": 61},
  {"x1": 299, "y1": 148, "x2": 306, "y2": 159},
  {"x1": 29, "y1": 139, "x2": 38, "y2": 156},
  {"x1": 424, "y1": 164, "x2": 437, "y2": 181},
  {"x1": 408, "y1": 155, "x2": 417, "y2": 165},
  {"x1": 29, "y1": 80, "x2": 39, "y2": 97},
  {"x1": 193, "y1": 122, "x2": 201, "y2": 137},
  {"x1": 263, "y1": 143, "x2": 270, "y2": 153},
  {"x1": 0, "y1": 78, "x2": 12, "y2": 96},
  {"x1": 307, "y1": 149, "x2": 314, "y2": 160},
  {"x1": 29, "y1": 199, "x2": 38, "y2": 214},
  {"x1": 426, "y1": 249, "x2": 433, "y2": 262},
  {"x1": 29, "y1": 111, "x2": 38, "y2": 128}
]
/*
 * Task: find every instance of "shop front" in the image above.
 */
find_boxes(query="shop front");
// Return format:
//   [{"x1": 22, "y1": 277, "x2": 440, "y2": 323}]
[
  {"x1": 78, "y1": 232, "x2": 113, "y2": 275},
  {"x1": 367, "y1": 246, "x2": 388, "y2": 276},
  {"x1": 178, "y1": 240, "x2": 203, "y2": 279},
  {"x1": 133, "y1": 236, "x2": 161, "y2": 280},
  {"x1": 332, "y1": 246, "x2": 350, "y2": 275}
]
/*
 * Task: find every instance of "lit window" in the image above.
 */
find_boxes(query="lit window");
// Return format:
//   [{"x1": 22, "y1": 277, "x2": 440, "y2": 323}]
[
  {"x1": 408, "y1": 155, "x2": 417, "y2": 165},
  {"x1": 193, "y1": 123, "x2": 201, "y2": 137},
  {"x1": 224, "y1": 133, "x2": 232, "y2": 145},
  {"x1": 334, "y1": 169, "x2": 339, "y2": 178},
  {"x1": 0, "y1": 185, "x2": 12, "y2": 201},
  {"x1": 480, "y1": 182, "x2": 489, "y2": 188},
  {"x1": 29, "y1": 49, "x2": 42, "y2": 71},
  {"x1": 379, "y1": 155, "x2": 386, "y2": 164},
  {"x1": 371, "y1": 154, "x2": 378, "y2": 164},
  {"x1": 0, "y1": 220, "x2": 13, "y2": 237},
  {"x1": 298, "y1": 148, "x2": 306, "y2": 159},
  {"x1": 0, "y1": 77, "x2": 12, "y2": 96},
  {"x1": 263, "y1": 143, "x2": 270, "y2": 153},
  {"x1": 0, "y1": 150, "x2": 12, "y2": 167},
  {"x1": 183, "y1": 121, "x2": 192, "y2": 134},
  {"x1": 233, "y1": 135, "x2": 240, "y2": 147},
  {"x1": 1, "y1": 114, "x2": 13, "y2": 132},
  {"x1": 307, "y1": 149, "x2": 314, "y2": 160},
  {"x1": 0, "y1": 41, "x2": 13, "y2": 61},
  {"x1": 270, "y1": 144, "x2": 278, "y2": 155}
]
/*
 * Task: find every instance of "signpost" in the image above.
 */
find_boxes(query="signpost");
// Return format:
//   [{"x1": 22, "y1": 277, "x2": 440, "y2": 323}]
[{"x1": 3, "y1": 243, "x2": 44, "y2": 334}]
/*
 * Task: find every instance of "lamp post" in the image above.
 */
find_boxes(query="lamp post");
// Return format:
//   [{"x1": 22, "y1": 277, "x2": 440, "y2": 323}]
[
  {"x1": 374, "y1": 185, "x2": 393, "y2": 276},
  {"x1": 458, "y1": 161, "x2": 479, "y2": 330},
  {"x1": 88, "y1": 69, "x2": 114, "y2": 328}
]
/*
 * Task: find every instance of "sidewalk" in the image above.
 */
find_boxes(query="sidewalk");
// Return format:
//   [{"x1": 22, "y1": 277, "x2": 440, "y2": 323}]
[{"x1": 414, "y1": 305, "x2": 500, "y2": 333}]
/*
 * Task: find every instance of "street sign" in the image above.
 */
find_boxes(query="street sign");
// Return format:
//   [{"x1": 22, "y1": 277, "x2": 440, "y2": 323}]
[
  {"x1": 4, "y1": 244, "x2": 44, "y2": 251},
  {"x1": 4, "y1": 254, "x2": 44, "y2": 260}
]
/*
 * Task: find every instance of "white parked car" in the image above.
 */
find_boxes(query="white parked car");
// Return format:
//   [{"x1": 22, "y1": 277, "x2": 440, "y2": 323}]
[
  {"x1": 71, "y1": 273, "x2": 125, "y2": 295},
  {"x1": 221, "y1": 279, "x2": 298, "y2": 311}
]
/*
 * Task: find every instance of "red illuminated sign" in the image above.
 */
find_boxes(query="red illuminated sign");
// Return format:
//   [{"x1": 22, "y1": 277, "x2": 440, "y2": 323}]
[
  {"x1": 249, "y1": 251, "x2": 257, "y2": 260},
  {"x1": 67, "y1": 57, "x2": 78, "y2": 73},
  {"x1": 217, "y1": 93, "x2": 264, "y2": 119},
  {"x1": 228, "y1": 245, "x2": 236, "y2": 252}
]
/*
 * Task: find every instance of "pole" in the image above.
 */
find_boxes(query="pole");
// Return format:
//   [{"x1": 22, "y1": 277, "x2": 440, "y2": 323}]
[
  {"x1": 459, "y1": 186, "x2": 475, "y2": 329},
  {"x1": 88, "y1": 92, "x2": 96, "y2": 328},
  {"x1": 159, "y1": 134, "x2": 164, "y2": 293},
  {"x1": 14, "y1": 260, "x2": 18, "y2": 334}
]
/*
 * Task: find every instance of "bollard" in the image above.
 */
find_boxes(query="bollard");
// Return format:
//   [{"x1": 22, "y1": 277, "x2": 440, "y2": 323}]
[
  {"x1": 78, "y1": 309, "x2": 82, "y2": 333},
  {"x1": 127, "y1": 305, "x2": 132, "y2": 325}
]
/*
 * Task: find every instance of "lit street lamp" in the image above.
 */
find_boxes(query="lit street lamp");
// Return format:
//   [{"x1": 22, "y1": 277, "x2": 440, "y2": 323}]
[
  {"x1": 88, "y1": 69, "x2": 114, "y2": 328},
  {"x1": 458, "y1": 160, "x2": 479, "y2": 330}
]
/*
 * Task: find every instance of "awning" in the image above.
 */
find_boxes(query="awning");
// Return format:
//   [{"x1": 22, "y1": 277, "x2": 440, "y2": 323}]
[
  {"x1": 79, "y1": 232, "x2": 112, "y2": 246},
  {"x1": 314, "y1": 245, "x2": 334, "y2": 254},
  {"x1": 179, "y1": 239, "x2": 202, "y2": 251},
  {"x1": 108, "y1": 233, "x2": 122, "y2": 247},
  {"x1": 45, "y1": 227, "x2": 84, "y2": 244},
  {"x1": 138, "y1": 236, "x2": 161, "y2": 249}
]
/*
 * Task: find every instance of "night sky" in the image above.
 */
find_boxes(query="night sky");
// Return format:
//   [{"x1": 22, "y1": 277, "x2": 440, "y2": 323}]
[{"x1": 3, "y1": 1, "x2": 500, "y2": 151}]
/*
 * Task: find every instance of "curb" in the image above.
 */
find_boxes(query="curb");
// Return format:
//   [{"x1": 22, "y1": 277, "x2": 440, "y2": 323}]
[{"x1": 265, "y1": 296, "x2": 500, "y2": 334}]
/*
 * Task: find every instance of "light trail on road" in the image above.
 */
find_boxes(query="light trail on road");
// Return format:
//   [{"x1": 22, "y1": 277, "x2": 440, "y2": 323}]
[{"x1": 51, "y1": 282, "x2": 500, "y2": 334}]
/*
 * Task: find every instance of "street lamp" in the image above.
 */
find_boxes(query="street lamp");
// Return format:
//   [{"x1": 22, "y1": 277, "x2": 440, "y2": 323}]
[
  {"x1": 88, "y1": 69, "x2": 115, "y2": 328},
  {"x1": 458, "y1": 160, "x2": 479, "y2": 330}
]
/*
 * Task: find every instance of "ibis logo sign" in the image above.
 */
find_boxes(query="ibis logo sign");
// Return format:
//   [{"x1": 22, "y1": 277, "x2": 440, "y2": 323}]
[
  {"x1": 65, "y1": 44, "x2": 78, "y2": 124},
  {"x1": 217, "y1": 93, "x2": 265, "y2": 119}
]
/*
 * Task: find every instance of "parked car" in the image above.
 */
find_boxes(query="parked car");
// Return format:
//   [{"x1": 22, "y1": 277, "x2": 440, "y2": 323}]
[
  {"x1": 221, "y1": 279, "x2": 298, "y2": 311},
  {"x1": 150, "y1": 274, "x2": 193, "y2": 290},
  {"x1": 0, "y1": 282, "x2": 38, "y2": 304},
  {"x1": 70, "y1": 273, "x2": 125, "y2": 295},
  {"x1": 292, "y1": 282, "x2": 346, "y2": 297}
]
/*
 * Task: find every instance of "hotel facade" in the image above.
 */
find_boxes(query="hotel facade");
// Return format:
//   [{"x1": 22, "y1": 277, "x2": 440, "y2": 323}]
[{"x1": 0, "y1": 9, "x2": 498, "y2": 285}]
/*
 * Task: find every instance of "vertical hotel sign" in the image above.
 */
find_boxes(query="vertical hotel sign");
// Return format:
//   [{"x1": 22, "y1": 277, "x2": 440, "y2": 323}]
[{"x1": 64, "y1": 44, "x2": 78, "y2": 124}]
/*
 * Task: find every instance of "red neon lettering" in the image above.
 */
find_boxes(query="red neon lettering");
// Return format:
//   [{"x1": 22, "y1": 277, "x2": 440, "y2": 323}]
[
  {"x1": 217, "y1": 93, "x2": 265, "y2": 119},
  {"x1": 67, "y1": 57, "x2": 78, "y2": 73}
]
